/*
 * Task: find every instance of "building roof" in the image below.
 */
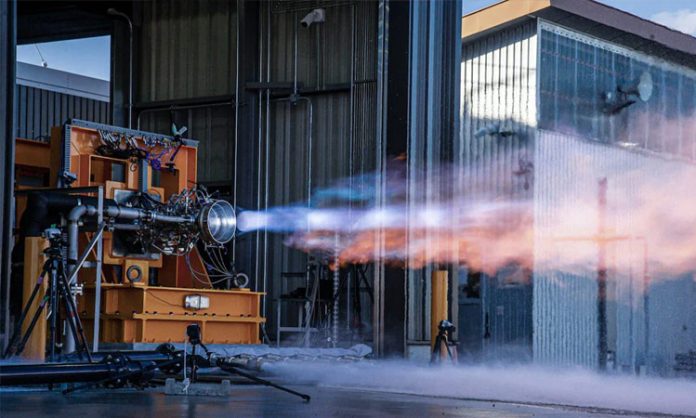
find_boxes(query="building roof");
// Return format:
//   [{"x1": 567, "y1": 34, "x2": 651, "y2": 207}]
[
  {"x1": 462, "y1": 0, "x2": 696, "y2": 70},
  {"x1": 16, "y1": 62, "x2": 110, "y2": 102}
]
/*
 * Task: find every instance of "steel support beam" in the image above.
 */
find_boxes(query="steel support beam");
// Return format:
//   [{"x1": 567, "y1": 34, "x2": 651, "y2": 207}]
[
  {"x1": 0, "y1": 0, "x2": 17, "y2": 352},
  {"x1": 373, "y1": 0, "x2": 462, "y2": 357}
]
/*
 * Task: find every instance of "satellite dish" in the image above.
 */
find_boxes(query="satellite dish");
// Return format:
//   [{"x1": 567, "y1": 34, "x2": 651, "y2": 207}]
[
  {"x1": 603, "y1": 71, "x2": 654, "y2": 114},
  {"x1": 636, "y1": 71, "x2": 653, "y2": 102},
  {"x1": 619, "y1": 71, "x2": 653, "y2": 102}
]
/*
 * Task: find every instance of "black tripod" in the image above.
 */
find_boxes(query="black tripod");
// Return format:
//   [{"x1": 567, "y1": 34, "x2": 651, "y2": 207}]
[
  {"x1": 430, "y1": 320, "x2": 457, "y2": 365},
  {"x1": 3, "y1": 231, "x2": 92, "y2": 362}
]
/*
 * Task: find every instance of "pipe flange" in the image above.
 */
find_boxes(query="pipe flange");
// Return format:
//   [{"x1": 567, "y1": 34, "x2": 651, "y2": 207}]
[{"x1": 125, "y1": 265, "x2": 143, "y2": 283}]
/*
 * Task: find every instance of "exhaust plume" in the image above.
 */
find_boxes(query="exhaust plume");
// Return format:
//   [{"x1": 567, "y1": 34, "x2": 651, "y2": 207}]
[{"x1": 238, "y1": 131, "x2": 696, "y2": 286}]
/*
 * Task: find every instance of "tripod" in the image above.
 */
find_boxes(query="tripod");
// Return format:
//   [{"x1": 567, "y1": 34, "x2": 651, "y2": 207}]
[
  {"x1": 3, "y1": 232, "x2": 92, "y2": 362},
  {"x1": 430, "y1": 320, "x2": 457, "y2": 365}
]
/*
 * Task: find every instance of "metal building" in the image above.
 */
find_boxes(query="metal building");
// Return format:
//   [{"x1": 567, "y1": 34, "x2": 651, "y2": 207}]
[
  {"x1": 2, "y1": 0, "x2": 693, "y2": 377},
  {"x1": 15, "y1": 62, "x2": 110, "y2": 142},
  {"x1": 0, "y1": 0, "x2": 463, "y2": 358},
  {"x1": 460, "y1": 0, "x2": 696, "y2": 374}
]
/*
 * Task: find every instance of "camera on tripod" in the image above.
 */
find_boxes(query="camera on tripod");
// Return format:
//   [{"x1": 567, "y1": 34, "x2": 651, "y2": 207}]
[
  {"x1": 42, "y1": 227, "x2": 65, "y2": 247},
  {"x1": 438, "y1": 319, "x2": 456, "y2": 334}
]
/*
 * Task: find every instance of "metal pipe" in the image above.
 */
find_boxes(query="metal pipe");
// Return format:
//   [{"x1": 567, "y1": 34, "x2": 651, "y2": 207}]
[
  {"x1": 93, "y1": 187, "x2": 104, "y2": 352},
  {"x1": 67, "y1": 222, "x2": 105, "y2": 287},
  {"x1": 1, "y1": 0, "x2": 17, "y2": 355},
  {"x1": 103, "y1": 205, "x2": 191, "y2": 224},
  {"x1": 642, "y1": 238, "x2": 650, "y2": 373},
  {"x1": 332, "y1": 236, "x2": 340, "y2": 348},
  {"x1": 136, "y1": 100, "x2": 235, "y2": 131},
  {"x1": 293, "y1": 9, "x2": 298, "y2": 95},
  {"x1": 152, "y1": 213, "x2": 194, "y2": 223},
  {"x1": 263, "y1": 1, "x2": 271, "y2": 322},
  {"x1": 253, "y1": 1, "x2": 264, "y2": 297},
  {"x1": 232, "y1": 0, "x2": 241, "y2": 265},
  {"x1": 111, "y1": 223, "x2": 141, "y2": 231},
  {"x1": 66, "y1": 205, "x2": 95, "y2": 354},
  {"x1": 0, "y1": 362, "x2": 120, "y2": 385},
  {"x1": 108, "y1": 8, "x2": 133, "y2": 129}
]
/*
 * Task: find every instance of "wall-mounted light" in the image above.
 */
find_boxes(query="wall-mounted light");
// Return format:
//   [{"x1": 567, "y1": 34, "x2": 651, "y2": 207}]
[
  {"x1": 602, "y1": 71, "x2": 653, "y2": 115},
  {"x1": 474, "y1": 122, "x2": 516, "y2": 139},
  {"x1": 300, "y1": 8, "x2": 326, "y2": 28}
]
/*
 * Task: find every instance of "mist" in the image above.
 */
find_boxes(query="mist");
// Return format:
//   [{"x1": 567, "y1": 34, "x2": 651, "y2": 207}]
[
  {"x1": 237, "y1": 140, "x2": 696, "y2": 291},
  {"x1": 266, "y1": 360, "x2": 696, "y2": 416}
]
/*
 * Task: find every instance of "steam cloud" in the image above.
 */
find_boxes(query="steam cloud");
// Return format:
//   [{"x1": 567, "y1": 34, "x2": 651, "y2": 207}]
[
  {"x1": 265, "y1": 361, "x2": 696, "y2": 417},
  {"x1": 237, "y1": 133, "x2": 696, "y2": 288}
]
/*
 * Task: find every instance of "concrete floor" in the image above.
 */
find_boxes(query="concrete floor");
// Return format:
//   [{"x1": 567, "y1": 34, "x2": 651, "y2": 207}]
[{"x1": 0, "y1": 385, "x2": 650, "y2": 418}]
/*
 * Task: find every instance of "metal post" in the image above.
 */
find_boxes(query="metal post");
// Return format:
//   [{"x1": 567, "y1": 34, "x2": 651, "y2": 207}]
[
  {"x1": 597, "y1": 178, "x2": 608, "y2": 370},
  {"x1": 431, "y1": 270, "x2": 448, "y2": 350},
  {"x1": 93, "y1": 186, "x2": 104, "y2": 351},
  {"x1": 0, "y1": 0, "x2": 17, "y2": 354},
  {"x1": 332, "y1": 235, "x2": 340, "y2": 348}
]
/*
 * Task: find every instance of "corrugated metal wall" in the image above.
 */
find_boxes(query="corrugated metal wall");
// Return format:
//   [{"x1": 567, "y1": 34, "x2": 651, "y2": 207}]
[
  {"x1": 456, "y1": 20, "x2": 537, "y2": 354},
  {"x1": 533, "y1": 23, "x2": 696, "y2": 372},
  {"x1": 15, "y1": 84, "x2": 110, "y2": 141},
  {"x1": 134, "y1": 0, "x2": 378, "y2": 342},
  {"x1": 138, "y1": 0, "x2": 237, "y2": 102},
  {"x1": 534, "y1": 130, "x2": 696, "y2": 373},
  {"x1": 136, "y1": 0, "x2": 238, "y2": 184},
  {"x1": 461, "y1": 19, "x2": 696, "y2": 371},
  {"x1": 538, "y1": 21, "x2": 696, "y2": 160},
  {"x1": 257, "y1": 1, "x2": 378, "y2": 338}
]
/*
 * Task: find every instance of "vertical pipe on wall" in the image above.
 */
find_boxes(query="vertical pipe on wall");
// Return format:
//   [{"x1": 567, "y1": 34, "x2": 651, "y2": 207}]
[
  {"x1": 254, "y1": 1, "x2": 263, "y2": 294},
  {"x1": 373, "y1": 0, "x2": 389, "y2": 357},
  {"x1": 262, "y1": 1, "x2": 271, "y2": 320},
  {"x1": 332, "y1": 235, "x2": 340, "y2": 348},
  {"x1": 232, "y1": 0, "x2": 240, "y2": 266},
  {"x1": 642, "y1": 238, "x2": 650, "y2": 373},
  {"x1": 597, "y1": 177, "x2": 608, "y2": 370}
]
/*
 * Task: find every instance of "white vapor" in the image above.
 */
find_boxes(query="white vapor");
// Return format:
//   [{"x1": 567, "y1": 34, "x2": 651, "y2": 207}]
[
  {"x1": 267, "y1": 362, "x2": 696, "y2": 417},
  {"x1": 651, "y1": 9, "x2": 696, "y2": 36}
]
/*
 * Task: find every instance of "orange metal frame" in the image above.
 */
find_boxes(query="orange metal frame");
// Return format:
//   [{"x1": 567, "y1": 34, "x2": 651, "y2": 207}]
[{"x1": 14, "y1": 124, "x2": 263, "y2": 351}]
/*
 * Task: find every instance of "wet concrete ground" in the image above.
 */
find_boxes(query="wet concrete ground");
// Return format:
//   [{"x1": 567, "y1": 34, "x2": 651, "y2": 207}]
[{"x1": 0, "y1": 385, "x2": 650, "y2": 418}]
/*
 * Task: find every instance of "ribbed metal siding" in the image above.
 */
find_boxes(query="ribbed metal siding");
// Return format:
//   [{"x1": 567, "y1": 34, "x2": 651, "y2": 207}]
[
  {"x1": 268, "y1": 2, "x2": 354, "y2": 89},
  {"x1": 15, "y1": 84, "x2": 110, "y2": 142},
  {"x1": 460, "y1": 20, "x2": 537, "y2": 188},
  {"x1": 457, "y1": 20, "x2": 537, "y2": 353},
  {"x1": 538, "y1": 22, "x2": 696, "y2": 160},
  {"x1": 136, "y1": 0, "x2": 238, "y2": 183},
  {"x1": 138, "y1": 0, "x2": 237, "y2": 102},
  {"x1": 533, "y1": 128, "x2": 601, "y2": 367},
  {"x1": 534, "y1": 130, "x2": 696, "y2": 372},
  {"x1": 258, "y1": 1, "x2": 378, "y2": 333},
  {"x1": 142, "y1": 106, "x2": 236, "y2": 184}
]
